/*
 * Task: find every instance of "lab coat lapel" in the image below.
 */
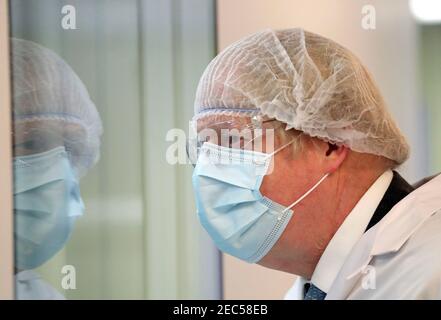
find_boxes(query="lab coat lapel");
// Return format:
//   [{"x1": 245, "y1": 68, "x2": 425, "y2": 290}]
[
  {"x1": 284, "y1": 276, "x2": 308, "y2": 299},
  {"x1": 325, "y1": 224, "x2": 379, "y2": 299}
]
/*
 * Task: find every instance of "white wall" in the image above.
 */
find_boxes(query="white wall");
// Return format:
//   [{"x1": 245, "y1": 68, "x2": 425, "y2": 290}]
[{"x1": 217, "y1": 0, "x2": 422, "y2": 299}]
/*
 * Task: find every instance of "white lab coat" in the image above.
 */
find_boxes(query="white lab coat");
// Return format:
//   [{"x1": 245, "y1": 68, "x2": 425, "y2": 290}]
[{"x1": 286, "y1": 173, "x2": 441, "y2": 299}]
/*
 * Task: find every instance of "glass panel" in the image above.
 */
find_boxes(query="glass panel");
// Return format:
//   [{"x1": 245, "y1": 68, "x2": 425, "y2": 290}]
[
  {"x1": 9, "y1": 0, "x2": 220, "y2": 299},
  {"x1": 420, "y1": 25, "x2": 441, "y2": 174}
]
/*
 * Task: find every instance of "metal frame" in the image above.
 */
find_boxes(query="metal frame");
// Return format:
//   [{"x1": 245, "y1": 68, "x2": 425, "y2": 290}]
[{"x1": 0, "y1": 0, "x2": 13, "y2": 300}]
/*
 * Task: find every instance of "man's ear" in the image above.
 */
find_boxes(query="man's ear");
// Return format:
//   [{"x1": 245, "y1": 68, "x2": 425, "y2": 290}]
[{"x1": 325, "y1": 143, "x2": 348, "y2": 173}]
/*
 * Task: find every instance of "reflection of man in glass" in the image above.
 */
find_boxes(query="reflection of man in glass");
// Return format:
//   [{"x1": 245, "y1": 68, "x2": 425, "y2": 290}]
[{"x1": 11, "y1": 38, "x2": 102, "y2": 299}]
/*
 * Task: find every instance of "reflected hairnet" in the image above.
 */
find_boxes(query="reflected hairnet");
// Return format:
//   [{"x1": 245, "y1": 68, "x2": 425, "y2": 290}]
[
  {"x1": 11, "y1": 38, "x2": 102, "y2": 176},
  {"x1": 194, "y1": 28, "x2": 409, "y2": 164}
]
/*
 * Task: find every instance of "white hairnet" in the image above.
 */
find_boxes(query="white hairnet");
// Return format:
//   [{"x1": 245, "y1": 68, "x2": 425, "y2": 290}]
[
  {"x1": 11, "y1": 38, "x2": 102, "y2": 176},
  {"x1": 194, "y1": 28, "x2": 409, "y2": 164}
]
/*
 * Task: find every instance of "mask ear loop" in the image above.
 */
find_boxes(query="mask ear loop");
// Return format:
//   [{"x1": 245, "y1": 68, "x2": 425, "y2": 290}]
[
  {"x1": 280, "y1": 173, "x2": 330, "y2": 217},
  {"x1": 259, "y1": 137, "x2": 330, "y2": 217},
  {"x1": 244, "y1": 128, "x2": 330, "y2": 218},
  {"x1": 265, "y1": 139, "x2": 296, "y2": 159},
  {"x1": 253, "y1": 138, "x2": 297, "y2": 165}
]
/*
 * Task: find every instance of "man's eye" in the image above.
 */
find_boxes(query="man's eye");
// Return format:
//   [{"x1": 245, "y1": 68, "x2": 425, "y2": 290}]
[
  {"x1": 13, "y1": 135, "x2": 58, "y2": 154},
  {"x1": 15, "y1": 139, "x2": 38, "y2": 151}
]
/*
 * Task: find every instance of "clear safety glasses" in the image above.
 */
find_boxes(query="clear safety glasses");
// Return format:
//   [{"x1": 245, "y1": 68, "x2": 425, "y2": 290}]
[{"x1": 186, "y1": 114, "x2": 289, "y2": 167}]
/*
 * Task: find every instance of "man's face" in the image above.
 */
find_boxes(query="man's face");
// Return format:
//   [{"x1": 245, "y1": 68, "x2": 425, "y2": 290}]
[
  {"x1": 193, "y1": 115, "x2": 347, "y2": 276},
  {"x1": 257, "y1": 135, "x2": 334, "y2": 273}
]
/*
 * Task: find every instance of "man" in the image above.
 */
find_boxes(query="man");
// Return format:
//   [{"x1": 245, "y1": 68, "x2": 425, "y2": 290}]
[{"x1": 189, "y1": 28, "x2": 441, "y2": 299}]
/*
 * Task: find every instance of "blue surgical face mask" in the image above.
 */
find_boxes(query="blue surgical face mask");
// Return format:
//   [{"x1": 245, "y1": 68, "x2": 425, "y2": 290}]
[
  {"x1": 13, "y1": 146, "x2": 84, "y2": 270},
  {"x1": 192, "y1": 142, "x2": 328, "y2": 263}
]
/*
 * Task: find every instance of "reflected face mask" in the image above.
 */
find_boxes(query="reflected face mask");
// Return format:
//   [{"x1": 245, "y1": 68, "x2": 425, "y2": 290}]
[
  {"x1": 13, "y1": 146, "x2": 84, "y2": 270},
  {"x1": 192, "y1": 142, "x2": 328, "y2": 263}
]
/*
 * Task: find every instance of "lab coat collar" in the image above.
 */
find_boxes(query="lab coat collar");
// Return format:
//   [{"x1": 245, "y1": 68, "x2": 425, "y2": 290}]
[
  {"x1": 334, "y1": 173, "x2": 441, "y2": 292},
  {"x1": 309, "y1": 170, "x2": 393, "y2": 293}
]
